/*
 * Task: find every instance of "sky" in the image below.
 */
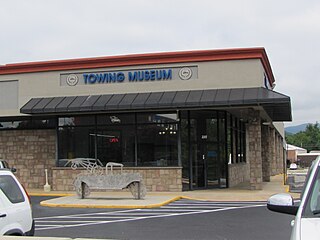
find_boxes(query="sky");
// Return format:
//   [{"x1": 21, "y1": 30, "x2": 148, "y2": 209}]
[{"x1": 0, "y1": 0, "x2": 319, "y2": 127}]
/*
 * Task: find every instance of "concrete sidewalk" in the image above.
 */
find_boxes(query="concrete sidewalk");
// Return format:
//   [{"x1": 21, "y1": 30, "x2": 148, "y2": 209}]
[{"x1": 29, "y1": 174, "x2": 300, "y2": 209}]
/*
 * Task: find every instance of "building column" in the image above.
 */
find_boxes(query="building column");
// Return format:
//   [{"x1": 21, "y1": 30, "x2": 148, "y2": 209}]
[
  {"x1": 261, "y1": 125, "x2": 271, "y2": 182},
  {"x1": 276, "y1": 134, "x2": 284, "y2": 174},
  {"x1": 270, "y1": 128, "x2": 277, "y2": 175},
  {"x1": 247, "y1": 110, "x2": 262, "y2": 190}
]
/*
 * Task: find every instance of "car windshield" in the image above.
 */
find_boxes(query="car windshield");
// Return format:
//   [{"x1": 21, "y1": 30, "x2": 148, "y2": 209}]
[{"x1": 303, "y1": 164, "x2": 320, "y2": 217}]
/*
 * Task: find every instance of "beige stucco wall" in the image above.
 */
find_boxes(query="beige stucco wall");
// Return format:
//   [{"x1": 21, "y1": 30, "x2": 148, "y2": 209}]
[
  {"x1": 273, "y1": 122, "x2": 285, "y2": 138},
  {"x1": 0, "y1": 59, "x2": 267, "y2": 117}
]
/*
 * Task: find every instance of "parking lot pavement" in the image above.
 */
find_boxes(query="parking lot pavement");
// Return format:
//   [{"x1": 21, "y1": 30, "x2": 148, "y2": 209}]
[
  {"x1": 34, "y1": 199, "x2": 266, "y2": 232},
  {"x1": 29, "y1": 174, "x2": 300, "y2": 209},
  {"x1": 0, "y1": 237, "x2": 114, "y2": 240}
]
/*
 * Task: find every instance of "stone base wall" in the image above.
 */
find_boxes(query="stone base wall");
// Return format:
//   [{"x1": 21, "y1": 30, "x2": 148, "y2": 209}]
[
  {"x1": 247, "y1": 110, "x2": 263, "y2": 190},
  {"x1": 228, "y1": 163, "x2": 250, "y2": 187},
  {"x1": 0, "y1": 129, "x2": 56, "y2": 189},
  {"x1": 52, "y1": 167, "x2": 183, "y2": 192},
  {"x1": 261, "y1": 126, "x2": 271, "y2": 182}
]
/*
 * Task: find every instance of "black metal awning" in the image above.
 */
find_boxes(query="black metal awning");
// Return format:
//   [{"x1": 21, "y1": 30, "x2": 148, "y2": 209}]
[{"x1": 20, "y1": 87, "x2": 292, "y2": 121}]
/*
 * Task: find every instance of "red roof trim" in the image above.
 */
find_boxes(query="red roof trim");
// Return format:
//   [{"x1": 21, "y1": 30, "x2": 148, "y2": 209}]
[{"x1": 0, "y1": 47, "x2": 275, "y2": 84}]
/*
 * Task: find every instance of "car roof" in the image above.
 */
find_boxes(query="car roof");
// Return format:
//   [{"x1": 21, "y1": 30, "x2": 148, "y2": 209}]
[{"x1": 0, "y1": 169, "x2": 13, "y2": 174}]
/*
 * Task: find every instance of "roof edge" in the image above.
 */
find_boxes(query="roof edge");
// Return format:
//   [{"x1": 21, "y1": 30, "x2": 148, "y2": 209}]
[{"x1": 0, "y1": 47, "x2": 275, "y2": 85}]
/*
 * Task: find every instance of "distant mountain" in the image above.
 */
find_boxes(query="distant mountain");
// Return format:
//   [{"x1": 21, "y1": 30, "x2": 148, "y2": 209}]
[{"x1": 285, "y1": 123, "x2": 311, "y2": 134}]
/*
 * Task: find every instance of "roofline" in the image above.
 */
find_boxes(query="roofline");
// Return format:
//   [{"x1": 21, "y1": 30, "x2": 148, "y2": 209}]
[{"x1": 0, "y1": 47, "x2": 275, "y2": 84}]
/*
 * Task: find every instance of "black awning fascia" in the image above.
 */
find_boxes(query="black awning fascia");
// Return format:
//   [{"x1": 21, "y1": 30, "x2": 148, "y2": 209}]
[{"x1": 20, "y1": 87, "x2": 292, "y2": 121}]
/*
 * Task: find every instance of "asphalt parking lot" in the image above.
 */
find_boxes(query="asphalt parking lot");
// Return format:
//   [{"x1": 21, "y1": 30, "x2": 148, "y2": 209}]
[{"x1": 31, "y1": 196, "x2": 294, "y2": 240}]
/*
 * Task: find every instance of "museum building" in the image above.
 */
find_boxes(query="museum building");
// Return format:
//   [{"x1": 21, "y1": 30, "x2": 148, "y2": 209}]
[{"x1": 0, "y1": 48, "x2": 292, "y2": 191}]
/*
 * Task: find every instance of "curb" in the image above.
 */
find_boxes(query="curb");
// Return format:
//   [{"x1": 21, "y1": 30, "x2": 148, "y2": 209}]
[
  {"x1": 33, "y1": 191, "x2": 218, "y2": 209},
  {"x1": 30, "y1": 192, "x2": 74, "y2": 197},
  {"x1": 39, "y1": 194, "x2": 261, "y2": 209},
  {"x1": 36, "y1": 193, "x2": 272, "y2": 209},
  {"x1": 40, "y1": 196, "x2": 184, "y2": 209}
]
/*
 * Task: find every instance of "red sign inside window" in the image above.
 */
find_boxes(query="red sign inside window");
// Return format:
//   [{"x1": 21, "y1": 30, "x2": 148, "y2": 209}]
[{"x1": 109, "y1": 138, "x2": 119, "y2": 143}]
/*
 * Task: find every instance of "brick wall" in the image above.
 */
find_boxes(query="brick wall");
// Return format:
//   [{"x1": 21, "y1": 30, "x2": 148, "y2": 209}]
[
  {"x1": 247, "y1": 110, "x2": 263, "y2": 190},
  {"x1": 276, "y1": 134, "x2": 284, "y2": 174},
  {"x1": 0, "y1": 129, "x2": 56, "y2": 189},
  {"x1": 228, "y1": 163, "x2": 250, "y2": 187},
  {"x1": 261, "y1": 126, "x2": 271, "y2": 182}
]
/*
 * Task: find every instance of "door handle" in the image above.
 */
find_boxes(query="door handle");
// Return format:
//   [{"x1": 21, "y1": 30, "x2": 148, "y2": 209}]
[{"x1": 0, "y1": 213, "x2": 7, "y2": 218}]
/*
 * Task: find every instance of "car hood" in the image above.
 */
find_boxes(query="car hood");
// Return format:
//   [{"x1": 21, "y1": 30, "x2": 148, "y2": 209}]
[{"x1": 300, "y1": 218, "x2": 320, "y2": 240}]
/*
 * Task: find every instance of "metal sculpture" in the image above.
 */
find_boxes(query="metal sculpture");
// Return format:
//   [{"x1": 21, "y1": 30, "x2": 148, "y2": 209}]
[
  {"x1": 65, "y1": 158, "x2": 104, "y2": 174},
  {"x1": 67, "y1": 158, "x2": 146, "y2": 199}
]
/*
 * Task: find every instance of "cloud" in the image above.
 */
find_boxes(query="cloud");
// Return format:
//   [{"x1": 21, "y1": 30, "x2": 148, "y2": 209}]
[{"x1": 0, "y1": 0, "x2": 319, "y2": 126}]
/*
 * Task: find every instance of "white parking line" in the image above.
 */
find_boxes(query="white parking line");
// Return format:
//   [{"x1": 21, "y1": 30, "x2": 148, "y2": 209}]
[
  {"x1": 160, "y1": 206, "x2": 222, "y2": 209},
  {"x1": 171, "y1": 202, "x2": 265, "y2": 206},
  {"x1": 37, "y1": 220, "x2": 99, "y2": 223},
  {"x1": 35, "y1": 209, "x2": 137, "y2": 220},
  {"x1": 35, "y1": 202, "x2": 265, "y2": 231},
  {"x1": 139, "y1": 209, "x2": 198, "y2": 212},
  {"x1": 107, "y1": 212, "x2": 173, "y2": 216},
  {"x1": 59, "y1": 215, "x2": 137, "y2": 219},
  {"x1": 37, "y1": 224, "x2": 61, "y2": 227}
]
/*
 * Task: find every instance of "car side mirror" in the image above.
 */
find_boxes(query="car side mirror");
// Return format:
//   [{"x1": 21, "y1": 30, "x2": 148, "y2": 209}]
[
  {"x1": 11, "y1": 167, "x2": 17, "y2": 173},
  {"x1": 267, "y1": 193, "x2": 299, "y2": 215}
]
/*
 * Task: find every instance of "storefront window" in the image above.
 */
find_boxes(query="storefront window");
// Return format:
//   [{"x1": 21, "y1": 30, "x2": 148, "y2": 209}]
[
  {"x1": 137, "y1": 123, "x2": 178, "y2": 167},
  {"x1": 56, "y1": 110, "x2": 244, "y2": 189},
  {"x1": 59, "y1": 117, "x2": 75, "y2": 127},
  {"x1": 97, "y1": 113, "x2": 135, "y2": 125},
  {"x1": 137, "y1": 113, "x2": 178, "y2": 124},
  {"x1": 57, "y1": 126, "x2": 95, "y2": 166},
  {"x1": 227, "y1": 116, "x2": 246, "y2": 164},
  {"x1": 58, "y1": 112, "x2": 179, "y2": 167},
  {"x1": 0, "y1": 117, "x2": 56, "y2": 130},
  {"x1": 59, "y1": 116, "x2": 95, "y2": 127},
  {"x1": 95, "y1": 125, "x2": 135, "y2": 166},
  {"x1": 207, "y1": 118, "x2": 218, "y2": 142}
]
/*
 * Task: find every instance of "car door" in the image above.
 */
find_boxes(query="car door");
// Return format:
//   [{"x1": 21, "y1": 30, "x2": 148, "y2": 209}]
[
  {"x1": 298, "y1": 164, "x2": 320, "y2": 240},
  {"x1": 0, "y1": 191, "x2": 10, "y2": 235},
  {"x1": 0, "y1": 172, "x2": 32, "y2": 235}
]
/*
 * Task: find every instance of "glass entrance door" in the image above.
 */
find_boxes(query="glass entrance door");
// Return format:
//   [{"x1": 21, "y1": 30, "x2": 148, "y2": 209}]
[
  {"x1": 206, "y1": 142, "x2": 220, "y2": 188},
  {"x1": 191, "y1": 111, "x2": 225, "y2": 189},
  {"x1": 192, "y1": 140, "x2": 206, "y2": 188},
  {"x1": 193, "y1": 139, "x2": 220, "y2": 189}
]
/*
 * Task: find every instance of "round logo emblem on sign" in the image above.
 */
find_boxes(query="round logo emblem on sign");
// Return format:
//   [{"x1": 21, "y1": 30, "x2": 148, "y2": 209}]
[
  {"x1": 179, "y1": 67, "x2": 192, "y2": 80},
  {"x1": 66, "y1": 74, "x2": 79, "y2": 86}
]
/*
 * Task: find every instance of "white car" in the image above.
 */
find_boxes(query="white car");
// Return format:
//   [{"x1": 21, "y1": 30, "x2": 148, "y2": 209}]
[
  {"x1": 267, "y1": 156, "x2": 320, "y2": 240},
  {"x1": 290, "y1": 163, "x2": 298, "y2": 170},
  {"x1": 0, "y1": 169, "x2": 34, "y2": 236}
]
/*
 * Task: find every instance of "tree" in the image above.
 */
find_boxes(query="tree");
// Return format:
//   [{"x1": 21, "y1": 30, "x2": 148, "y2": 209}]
[{"x1": 285, "y1": 123, "x2": 320, "y2": 152}]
